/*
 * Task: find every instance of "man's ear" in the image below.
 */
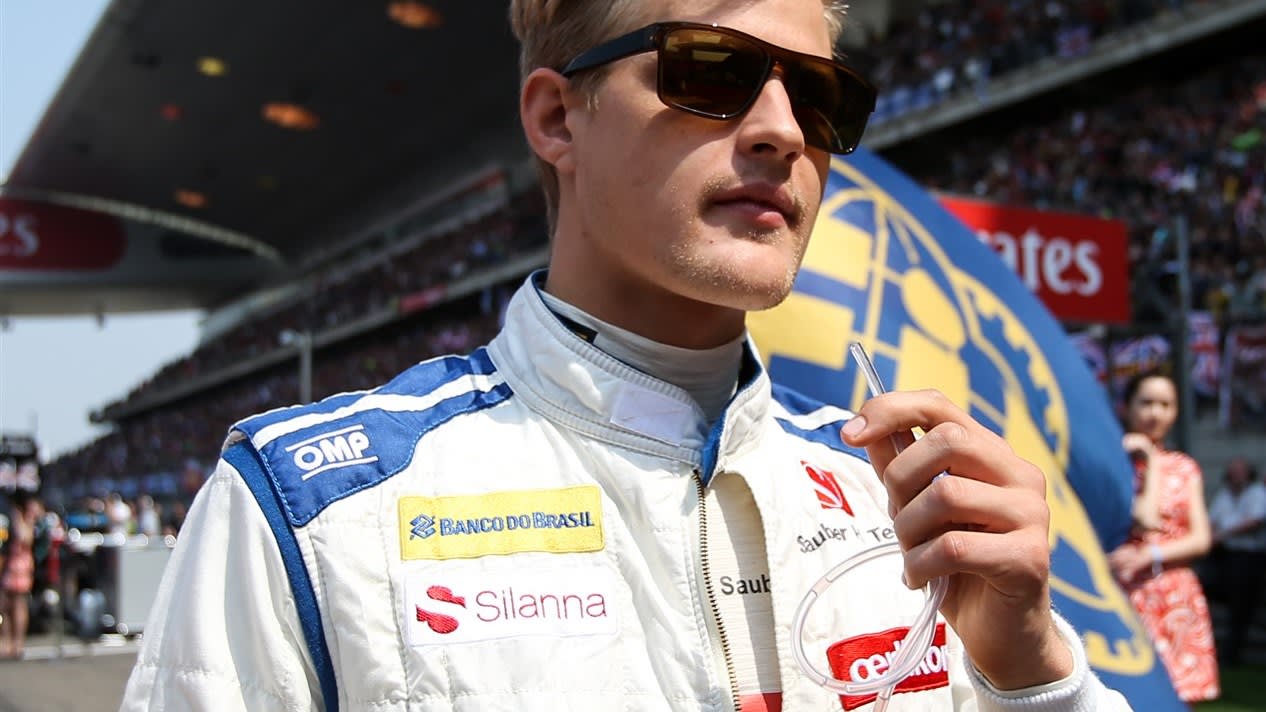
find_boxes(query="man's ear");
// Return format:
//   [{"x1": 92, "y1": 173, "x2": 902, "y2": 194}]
[{"x1": 520, "y1": 68, "x2": 580, "y2": 175}]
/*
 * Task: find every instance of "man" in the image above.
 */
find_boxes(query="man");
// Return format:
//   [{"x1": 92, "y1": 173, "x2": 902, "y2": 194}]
[
  {"x1": 122, "y1": 0, "x2": 1132, "y2": 709},
  {"x1": 1205, "y1": 457, "x2": 1266, "y2": 666}
]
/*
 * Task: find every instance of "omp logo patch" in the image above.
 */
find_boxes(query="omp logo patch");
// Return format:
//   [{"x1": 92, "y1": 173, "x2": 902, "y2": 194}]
[
  {"x1": 827, "y1": 623, "x2": 949, "y2": 710},
  {"x1": 405, "y1": 567, "x2": 619, "y2": 646},
  {"x1": 804, "y1": 460, "x2": 854, "y2": 515},
  {"x1": 398, "y1": 486, "x2": 604, "y2": 560},
  {"x1": 285, "y1": 424, "x2": 376, "y2": 480}
]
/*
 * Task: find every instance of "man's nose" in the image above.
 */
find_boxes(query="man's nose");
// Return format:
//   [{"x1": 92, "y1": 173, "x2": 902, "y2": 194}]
[{"x1": 737, "y1": 70, "x2": 806, "y2": 161}]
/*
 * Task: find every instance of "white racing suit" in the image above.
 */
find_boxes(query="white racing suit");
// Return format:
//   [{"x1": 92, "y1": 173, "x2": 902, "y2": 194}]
[{"x1": 122, "y1": 273, "x2": 1132, "y2": 711}]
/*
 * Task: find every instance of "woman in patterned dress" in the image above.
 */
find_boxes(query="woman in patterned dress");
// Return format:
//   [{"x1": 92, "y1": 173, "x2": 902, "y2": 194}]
[
  {"x1": 1108, "y1": 371, "x2": 1219, "y2": 704},
  {"x1": 0, "y1": 492, "x2": 38, "y2": 660}
]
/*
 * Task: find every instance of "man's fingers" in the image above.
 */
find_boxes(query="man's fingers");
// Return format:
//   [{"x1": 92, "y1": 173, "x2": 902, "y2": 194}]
[
  {"x1": 845, "y1": 423, "x2": 904, "y2": 479},
  {"x1": 881, "y1": 422, "x2": 1044, "y2": 508},
  {"x1": 842, "y1": 390, "x2": 993, "y2": 448},
  {"x1": 841, "y1": 389, "x2": 1013, "y2": 485},
  {"x1": 891, "y1": 476, "x2": 1046, "y2": 551},
  {"x1": 901, "y1": 528, "x2": 1051, "y2": 591}
]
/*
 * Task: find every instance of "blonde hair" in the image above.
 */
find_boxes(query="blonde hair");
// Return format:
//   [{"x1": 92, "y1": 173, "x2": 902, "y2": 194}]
[{"x1": 509, "y1": 0, "x2": 848, "y2": 233}]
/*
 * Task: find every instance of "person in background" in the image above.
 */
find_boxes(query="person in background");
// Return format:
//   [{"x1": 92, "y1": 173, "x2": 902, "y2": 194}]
[
  {"x1": 1203, "y1": 456, "x2": 1266, "y2": 667},
  {"x1": 0, "y1": 491, "x2": 38, "y2": 660},
  {"x1": 0, "y1": 507, "x2": 8, "y2": 597},
  {"x1": 136, "y1": 495, "x2": 162, "y2": 537},
  {"x1": 106, "y1": 492, "x2": 133, "y2": 538},
  {"x1": 1125, "y1": 423, "x2": 1162, "y2": 534},
  {"x1": 1108, "y1": 371, "x2": 1219, "y2": 704},
  {"x1": 161, "y1": 500, "x2": 187, "y2": 537}
]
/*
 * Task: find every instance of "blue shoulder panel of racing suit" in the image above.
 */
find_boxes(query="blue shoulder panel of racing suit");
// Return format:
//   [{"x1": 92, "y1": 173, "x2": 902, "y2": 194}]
[
  {"x1": 234, "y1": 347, "x2": 512, "y2": 528},
  {"x1": 224, "y1": 441, "x2": 341, "y2": 712},
  {"x1": 770, "y1": 382, "x2": 871, "y2": 463},
  {"x1": 241, "y1": 349, "x2": 499, "y2": 433},
  {"x1": 226, "y1": 347, "x2": 515, "y2": 712}
]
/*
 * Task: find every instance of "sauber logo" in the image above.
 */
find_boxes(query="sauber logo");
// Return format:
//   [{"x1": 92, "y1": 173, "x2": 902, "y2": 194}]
[
  {"x1": 405, "y1": 568, "x2": 618, "y2": 646},
  {"x1": 827, "y1": 623, "x2": 950, "y2": 710},
  {"x1": 415, "y1": 585, "x2": 464, "y2": 633},
  {"x1": 285, "y1": 424, "x2": 377, "y2": 480},
  {"x1": 804, "y1": 461, "x2": 854, "y2": 515}
]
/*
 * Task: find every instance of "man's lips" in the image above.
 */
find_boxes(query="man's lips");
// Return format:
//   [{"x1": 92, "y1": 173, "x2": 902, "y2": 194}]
[{"x1": 709, "y1": 183, "x2": 799, "y2": 227}]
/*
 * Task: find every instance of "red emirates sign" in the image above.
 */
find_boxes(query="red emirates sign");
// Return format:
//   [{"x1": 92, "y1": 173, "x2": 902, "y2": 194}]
[
  {"x1": 0, "y1": 199, "x2": 126, "y2": 270},
  {"x1": 939, "y1": 196, "x2": 1131, "y2": 325}
]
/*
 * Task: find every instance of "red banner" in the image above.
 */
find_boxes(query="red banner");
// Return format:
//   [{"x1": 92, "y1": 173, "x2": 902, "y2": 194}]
[
  {"x1": 938, "y1": 196, "x2": 1131, "y2": 324},
  {"x1": 0, "y1": 199, "x2": 126, "y2": 270}
]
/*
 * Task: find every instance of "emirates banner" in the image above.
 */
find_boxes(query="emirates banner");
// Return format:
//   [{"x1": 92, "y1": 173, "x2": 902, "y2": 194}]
[
  {"x1": 0, "y1": 198, "x2": 126, "y2": 270},
  {"x1": 0, "y1": 197, "x2": 279, "y2": 313},
  {"x1": 938, "y1": 196, "x2": 1131, "y2": 325}
]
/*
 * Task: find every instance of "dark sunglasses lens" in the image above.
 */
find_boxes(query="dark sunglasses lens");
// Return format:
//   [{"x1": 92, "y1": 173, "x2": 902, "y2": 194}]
[
  {"x1": 790, "y1": 60, "x2": 873, "y2": 153},
  {"x1": 659, "y1": 28, "x2": 769, "y2": 117}
]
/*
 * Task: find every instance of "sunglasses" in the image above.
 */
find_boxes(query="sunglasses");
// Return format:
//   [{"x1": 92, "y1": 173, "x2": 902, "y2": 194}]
[{"x1": 560, "y1": 22, "x2": 877, "y2": 155}]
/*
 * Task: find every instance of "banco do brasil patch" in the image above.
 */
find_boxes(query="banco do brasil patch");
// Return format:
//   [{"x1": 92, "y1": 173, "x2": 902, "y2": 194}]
[{"x1": 398, "y1": 486, "x2": 604, "y2": 560}]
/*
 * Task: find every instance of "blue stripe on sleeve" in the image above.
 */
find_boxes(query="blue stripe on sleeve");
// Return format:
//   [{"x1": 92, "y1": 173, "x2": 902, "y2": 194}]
[{"x1": 225, "y1": 441, "x2": 340, "y2": 712}]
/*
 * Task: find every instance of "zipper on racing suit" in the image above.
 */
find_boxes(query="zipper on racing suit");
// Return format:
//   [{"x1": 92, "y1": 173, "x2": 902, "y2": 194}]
[{"x1": 694, "y1": 471, "x2": 741, "y2": 712}]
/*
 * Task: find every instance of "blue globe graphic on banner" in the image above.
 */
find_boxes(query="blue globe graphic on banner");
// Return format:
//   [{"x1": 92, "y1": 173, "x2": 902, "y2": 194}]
[
  {"x1": 755, "y1": 159, "x2": 1054, "y2": 451},
  {"x1": 748, "y1": 148, "x2": 1185, "y2": 711}
]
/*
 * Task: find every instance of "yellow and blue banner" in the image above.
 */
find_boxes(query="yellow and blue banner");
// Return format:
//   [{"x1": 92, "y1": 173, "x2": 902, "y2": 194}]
[{"x1": 748, "y1": 147, "x2": 1182, "y2": 709}]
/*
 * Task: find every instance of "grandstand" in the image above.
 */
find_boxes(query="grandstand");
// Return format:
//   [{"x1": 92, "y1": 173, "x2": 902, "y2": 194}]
[{"x1": 3, "y1": 0, "x2": 1264, "y2": 604}]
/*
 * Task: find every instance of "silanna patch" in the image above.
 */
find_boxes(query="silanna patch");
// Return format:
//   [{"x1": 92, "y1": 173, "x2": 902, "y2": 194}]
[
  {"x1": 398, "y1": 486, "x2": 604, "y2": 560},
  {"x1": 405, "y1": 566, "x2": 619, "y2": 646}
]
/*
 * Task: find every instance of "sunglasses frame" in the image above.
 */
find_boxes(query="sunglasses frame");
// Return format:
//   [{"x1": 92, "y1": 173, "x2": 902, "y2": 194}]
[{"x1": 559, "y1": 21, "x2": 877, "y2": 154}]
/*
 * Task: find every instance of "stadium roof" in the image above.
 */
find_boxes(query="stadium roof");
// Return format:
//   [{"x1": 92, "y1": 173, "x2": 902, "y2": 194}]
[{"x1": 2, "y1": 1, "x2": 527, "y2": 285}]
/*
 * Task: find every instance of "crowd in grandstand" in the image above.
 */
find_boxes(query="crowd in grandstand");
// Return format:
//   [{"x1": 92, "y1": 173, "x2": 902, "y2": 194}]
[
  {"x1": 917, "y1": 52, "x2": 1266, "y2": 326},
  {"x1": 103, "y1": 196, "x2": 547, "y2": 412},
  {"x1": 866, "y1": 0, "x2": 1191, "y2": 125},
  {"x1": 42, "y1": 291, "x2": 508, "y2": 508},
  {"x1": 38, "y1": 189, "x2": 545, "y2": 518}
]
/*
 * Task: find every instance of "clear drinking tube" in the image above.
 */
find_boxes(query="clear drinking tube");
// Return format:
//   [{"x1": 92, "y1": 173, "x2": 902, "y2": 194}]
[{"x1": 790, "y1": 342, "x2": 951, "y2": 712}]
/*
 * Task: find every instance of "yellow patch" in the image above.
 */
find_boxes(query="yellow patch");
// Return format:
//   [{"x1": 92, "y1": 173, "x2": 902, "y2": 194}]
[{"x1": 398, "y1": 486, "x2": 604, "y2": 560}]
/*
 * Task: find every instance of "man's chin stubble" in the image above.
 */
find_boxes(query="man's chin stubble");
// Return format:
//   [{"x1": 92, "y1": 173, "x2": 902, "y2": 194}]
[{"x1": 670, "y1": 254, "x2": 799, "y2": 311}]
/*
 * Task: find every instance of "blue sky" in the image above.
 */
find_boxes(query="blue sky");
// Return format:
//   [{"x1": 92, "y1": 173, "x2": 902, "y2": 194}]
[{"x1": 1, "y1": 1, "x2": 202, "y2": 462}]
